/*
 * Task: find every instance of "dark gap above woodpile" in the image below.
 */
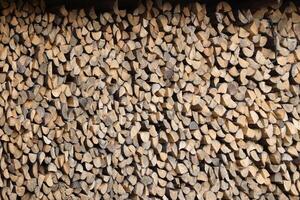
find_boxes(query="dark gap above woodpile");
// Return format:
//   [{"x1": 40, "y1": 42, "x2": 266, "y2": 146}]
[{"x1": 44, "y1": 0, "x2": 286, "y2": 11}]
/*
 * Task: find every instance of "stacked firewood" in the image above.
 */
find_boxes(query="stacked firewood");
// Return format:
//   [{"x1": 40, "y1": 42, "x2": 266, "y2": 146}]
[{"x1": 0, "y1": 0, "x2": 300, "y2": 199}]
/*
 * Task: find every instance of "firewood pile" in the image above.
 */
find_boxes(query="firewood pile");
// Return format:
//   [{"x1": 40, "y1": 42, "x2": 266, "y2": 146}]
[{"x1": 0, "y1": 0, "x2": 300, "y2": 199}]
